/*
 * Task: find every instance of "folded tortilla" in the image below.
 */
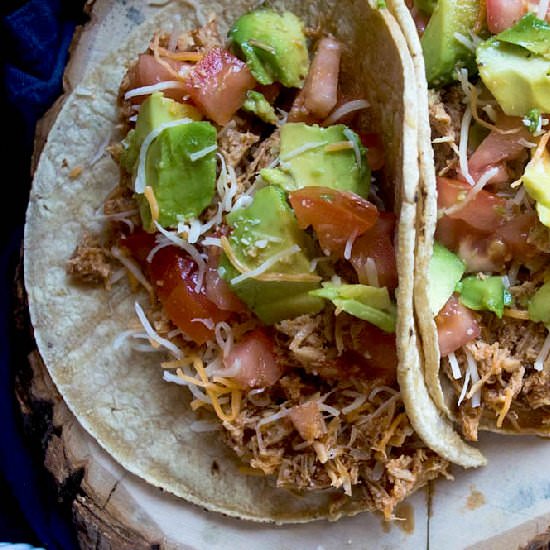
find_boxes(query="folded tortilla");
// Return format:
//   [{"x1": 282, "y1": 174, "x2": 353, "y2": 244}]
[
  {"x1": 26, "y1": 0, "x2": 449, "y2": 521},
  {"x1": 394, "y1": 1, "x2": 550, "y2": 449}
]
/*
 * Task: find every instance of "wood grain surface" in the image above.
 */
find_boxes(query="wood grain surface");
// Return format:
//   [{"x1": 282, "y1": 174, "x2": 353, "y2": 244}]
[{"x1": 18, "y1": 1, "x2": 550, "y2": 548}]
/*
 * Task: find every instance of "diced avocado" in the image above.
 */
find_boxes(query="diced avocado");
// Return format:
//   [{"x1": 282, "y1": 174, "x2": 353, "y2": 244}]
[
  {"x1": 242, "y1": 90, "x2": 278, "y2": 124},
  {"x1": 415, "y1": 0, "x2": 437, "y2": 14},
  {"x1": 138, "y1": 122, "x2": 217, "y2": 230},
  {"x1": 421, "y1": 0, "x2": 480, "y2": 88},
  {"x1": 219, "y1": 186, "x2": 323, "y2": 324},
  {"x1": 495, "y1": 14, "x2": 550, "y2": 59},
  {"x1": 428, "y1": 242, "x2": 466, "y2": 316},
  {"x1": 229, "y1": 9, "x2": 309, "y2": 88},
  {"x1": 120, "y1": 92, "x2": 202, "y2": 173},
  {"x1": 528, "y1": 281, "x2": 550, "y2": 326},
  {"x1": 521, "y1": 143, "x2": 550, "y2": 229},
  {"x1": 260, "y1": 123, "x2": 370, "y2": 197},
  {"x1": 536, "y1": 202, "x2": 550, "y2": 228},
  {"x1": 309, "y1": 283, "x2": 396, "y2": 333},
  {"x1": 456, "y1": 275, "x2": 511, "y2": 318},
  {"x1": 477, "y1": 16, "x2": 550, "y2": 116}
]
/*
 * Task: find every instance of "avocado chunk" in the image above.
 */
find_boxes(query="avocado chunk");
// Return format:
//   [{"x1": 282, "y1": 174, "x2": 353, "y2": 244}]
[
  {"x1": 521, "y1": 143, "x2": 550, "y2": 228},
  {"x1": 242, "y1": 90, "x2": 278, "y2": 124},
  {"x1": 477, "y1": 16, "x2": 550, "y2": 116},
  {"x1": 138, "y1": 121, "x2": 217, "y2": 230},
  {"x1": 456, "y1": 275, "x2": 511, "y2": 318},
  {"x1": 120, "y1": 92, "x2": 202, "y2": 173},
  {"x1": 229, "y1": 9, "x2": 309, "y2": 88},
  {"x1": 260, "y1": 123, "x2": 370, "y2": 197},
  {"x1": 528, "y1": 281, "x2": 550, "y2": 326},
  {"x1": 495, "y1": 14, "x2": 550, "y2": 59},
  {"x1": 428, "y1": 242, "x2": 466, "y2": 316},
  {"x1": 421, "y1": 0, "x2": 480, "y2": 87},
  {"x1": 310, "y1": 283, "x2": 396, "y2": 333},
  {"x1": 219, "y1": 186, "x2": 323, "y2": 324}
]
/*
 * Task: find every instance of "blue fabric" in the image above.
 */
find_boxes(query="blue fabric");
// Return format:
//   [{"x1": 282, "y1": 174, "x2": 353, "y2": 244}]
[{"x1": 1, "y1": 1, "x2": 84, "y2": 548}]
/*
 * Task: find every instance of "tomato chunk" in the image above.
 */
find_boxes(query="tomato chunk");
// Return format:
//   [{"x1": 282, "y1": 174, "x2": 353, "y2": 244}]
[
  {"x1": 486, "y1": 0, "x2": 526, "y2": 34},
  {"x1": 223, "y1": 329, "x2": 282, "y2": 388},
  {"x1": 350, "y1": 213, "x2": 398, "y2": 290},
  {"x1": 205, "y1": 247, "x2": 246, "y2": 313},
  {"x1": 288, "y1": 186, "x2": 378, "y2": 256},
  {"x1": 184, "y1": 47, "x2": 256, "y2": 125},
  {"x1": 436, "y1": 295, "x2": 480, "y2": 357},
  {"x1": 495, "y1": 212, "x2": 539, "y2": 262},
  {"x1": 437, "y1": 177, "x2": 507, "y2": 233},
  {"x1": 149, "y1": 247, "x2": 230, "y2": 345},
  {"x1": 127, "y1": 54, "x2": 188, "y2": 103}
]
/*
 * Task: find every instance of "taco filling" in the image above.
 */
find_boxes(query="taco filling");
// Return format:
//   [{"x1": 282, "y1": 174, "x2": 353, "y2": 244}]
[
  {"x1": 410, "y1": 0, "x2": 550, "y2": 440},
  {"x1": 66, "y1": 9, "x2": 448, "y2": 518}
]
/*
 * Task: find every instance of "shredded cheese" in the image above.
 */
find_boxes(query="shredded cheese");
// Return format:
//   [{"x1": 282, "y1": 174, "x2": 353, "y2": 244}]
[
  {"x1": 323, "y1": 99, "x2": 369, "y2": 126},
  {"x1": 324, "y1": 141, "x2": 354, "y2": 153},
  {"x1": 135, "y1": 118, "x2": 193, "y2": 193},
  {"x1": 221, "y1": 237, "x2": 321, "y2": 284},
  {"x1": 503, "y1": 308, "x2": 530, "y2": 320},
  {"x1": 144, "y1": 186, "x2": 160, "y2": 222},
  {"x1": 458, "y1": 106, "x2": 476, "y2": 186},
  {"x1": 457, "y1": 367, "x2": 472, "y2": 407},
  {"x1": 447, "y1": 352, "x2": 462, "y2": 379},
  {"x1": 124, "y1": 81, "x2": 186, "y2": 100},
  {"x1": 111, "y1": 246, "x2": 153, "y2": 295},
  {"x1": 189, "y1": 144, "x2": 217, "y2": 162},
  {"x1": 465, "y1": 350, "x2": 481, "y2": 407},
  {"x1": 153, "y1": 222, "x2": 206, "y2": 291},
  {"x1": 343, "y1": 229, "x2": 358, "y2": 261},
  {"x1": 134, "y1": 302, "x2": 182, "y2": 358},
  {"x1": 280, "y1": 141, "x2": 328, "y2": 162},
  {"x1": 341, "y1": 394, "x2": 367, "y2": 415},
  {"x1": 443, "y1": 166, "x2": 500, "y2": 216},
  {"x1": 534, "y1": 329, "x2": 550, "y2": 371},
  {"x1": 496, "y1": 387, "x2": 513, "y2": 428}
]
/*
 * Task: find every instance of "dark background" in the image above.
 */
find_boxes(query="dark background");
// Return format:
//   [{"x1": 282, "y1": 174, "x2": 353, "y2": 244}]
[{"x1": 1, "y1": 1, "x2": 86, "y2": 548}]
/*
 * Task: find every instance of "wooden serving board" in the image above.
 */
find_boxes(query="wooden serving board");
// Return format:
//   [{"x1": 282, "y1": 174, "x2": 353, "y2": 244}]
[{"x1": 19, "y1": 1, "x2": 550, "y2": 548}]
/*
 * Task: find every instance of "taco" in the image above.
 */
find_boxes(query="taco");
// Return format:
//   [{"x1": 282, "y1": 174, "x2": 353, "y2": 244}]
[
  {"x1": 25, "y1": 0, "x2": 450, "y2": 522},
  {"x1": 402, "y1": 0, "x2": 550, "y2": 444}
]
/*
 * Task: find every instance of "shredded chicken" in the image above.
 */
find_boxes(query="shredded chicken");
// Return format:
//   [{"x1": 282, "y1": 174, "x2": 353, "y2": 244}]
[
  {"x1": 66, "y1": 233, "x2": 113, "y2": 285},
  {"x1": 218, "y1": 123, "x2": 260, "y2": 168},
  {"x1": 428, "y1": 88, "x2": 462, "y2": 175},
  {"x1": 446, "y1": 315, "x2": 550, "y2": 438}
]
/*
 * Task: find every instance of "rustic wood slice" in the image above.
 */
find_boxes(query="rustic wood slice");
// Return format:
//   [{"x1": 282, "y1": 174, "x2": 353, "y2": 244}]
[{"x1": 17, "y1": 1, "x2": 550, "y2": 548}]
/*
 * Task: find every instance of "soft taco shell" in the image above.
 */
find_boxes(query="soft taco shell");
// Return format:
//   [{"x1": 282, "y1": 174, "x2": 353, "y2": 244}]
[
  {"x1": 26, "y1": 0, "x2": 425, "y2": 522},
  {"x1": 384, "y1": 0, "x2": 486, "y2": 468},
  {"x1": 392, "y1": 0, "x2": 550, "y2": 440}
]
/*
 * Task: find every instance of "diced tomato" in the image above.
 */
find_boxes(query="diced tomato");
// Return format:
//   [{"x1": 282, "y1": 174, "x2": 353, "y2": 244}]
[
  {"x1": 184, "y1": 47, "x2": 256, "y2": 125},
  {"x1": 289, "y1": 401, "x2": 326, "y2": 441},
  {"x1": 205, "y1": 248, "x2": 247, "y2": 313},
  {"x1": 360, "y1": 132, "x2": 385, "y2": 171},
  {"x1": 149, "y1": 247, "x2": 231, "y2": 344},
  {"x1": 495, "y1": 212, "x2": 539, "y2": 262},
  {"x1": 468, "y1": 119, "x2": 530, "y2": 182},
  {"x1": 302, "y1": 37, "x2": 342, "y2": 119},
  {"x1": 255, "y1": 83, "x2": 281, "y2": 103},
  {"x1": 127, "y1": 54, "x2": 188, "y2": 103},
  {"x1": 350, "y1": 213, "x2": 398, "y2": 290},
  {"x1": 457, "y1": 234, "x2": 508, "y2": 272},
  {"x1": 437, "y1": 177, "x2": 507, "y2": 233},
  {"x1": 223, "y1": 329, "x2": 282, "y2": 389},
  {"x1": 486, "y1": 0, "x2": 526, "y2": 34},
  {"x1": 288, "y1": 186, "x2": 379, "y2": 256},
  {"x1": 120, "y1": 230, "x2": 157, "y2": 264},
  {"x1": 436, "y1": 295, "x2": 480, "y2": 357}
]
